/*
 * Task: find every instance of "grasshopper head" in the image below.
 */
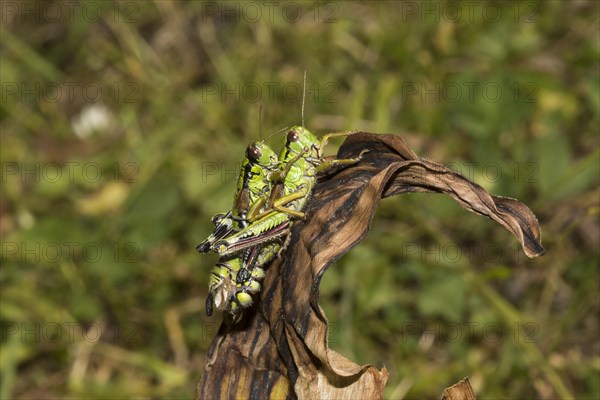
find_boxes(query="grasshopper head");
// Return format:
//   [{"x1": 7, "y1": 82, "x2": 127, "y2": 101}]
[
  {"x1": 246, "y1": 142, "x2": 278, "y2": 168},
  {"x1": 283, "y1": 126, "x2": 319, "y2": 160}
]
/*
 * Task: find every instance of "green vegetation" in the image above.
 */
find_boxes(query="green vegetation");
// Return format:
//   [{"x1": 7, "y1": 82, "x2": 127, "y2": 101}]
[{"x1": 1, "y1": 1, "x2": 598, "y2": 398}]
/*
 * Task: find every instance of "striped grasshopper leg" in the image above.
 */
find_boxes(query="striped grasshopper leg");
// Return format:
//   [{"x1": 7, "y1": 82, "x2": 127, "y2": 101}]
[{"x1": 213, "y1": 206, "x2": 294, "y2": 256}]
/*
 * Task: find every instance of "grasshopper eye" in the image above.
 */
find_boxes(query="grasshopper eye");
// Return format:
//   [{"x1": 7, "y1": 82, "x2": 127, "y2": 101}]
[
  {"x1": 287, "y1": 130, "x2": 300, "y2": 142},
  {"x1": 247, "y1": 144, "x2": 262, "y2": 160}
]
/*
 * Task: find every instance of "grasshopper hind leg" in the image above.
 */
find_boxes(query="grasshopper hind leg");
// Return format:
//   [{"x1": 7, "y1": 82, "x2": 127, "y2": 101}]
[{"x1": 196, "y1": 211, "x2": 234, "y2": 253}]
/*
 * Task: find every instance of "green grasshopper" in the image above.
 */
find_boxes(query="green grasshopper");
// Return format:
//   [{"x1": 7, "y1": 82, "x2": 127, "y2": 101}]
[
  {"x1": 212, "y1": 126, "x2": 363, "y2": 256},
  {"x1": 200, "y1": 134, "x2": 302, "y2": 319},
  {"x1": 195, "y1": 141, "x2": 281, "y2": 253}
]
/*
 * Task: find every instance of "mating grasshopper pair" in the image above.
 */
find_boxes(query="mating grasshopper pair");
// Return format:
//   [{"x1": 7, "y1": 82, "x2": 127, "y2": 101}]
[{"x1": 197, "y1": 125, "x2": 363, "y2": 321}]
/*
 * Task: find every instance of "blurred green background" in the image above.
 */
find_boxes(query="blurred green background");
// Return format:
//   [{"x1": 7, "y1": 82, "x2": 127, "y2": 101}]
[{"x1": 1, "y1": 1, "x2": 598, "y2": 399}]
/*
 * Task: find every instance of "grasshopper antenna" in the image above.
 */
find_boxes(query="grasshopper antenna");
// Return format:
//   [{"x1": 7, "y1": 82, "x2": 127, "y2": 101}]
[
  {"x1": 301, "y1": 70, "x2": 307, "y2": 127},
  {"x1": 259, "y1": 104, "x2": 263, "y2": 141},
  {"x1": 265, "y1": 126, "x2": 289, "y2": 142}
]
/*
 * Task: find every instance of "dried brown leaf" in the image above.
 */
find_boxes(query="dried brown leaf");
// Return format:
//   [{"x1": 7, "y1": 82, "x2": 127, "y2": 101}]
[
  {"x1": 441, "y1": 377, "x2": 477, "y2": 400},
  {"x1": 196, "y1": 133, "x2": 544, "y2": 399}
]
